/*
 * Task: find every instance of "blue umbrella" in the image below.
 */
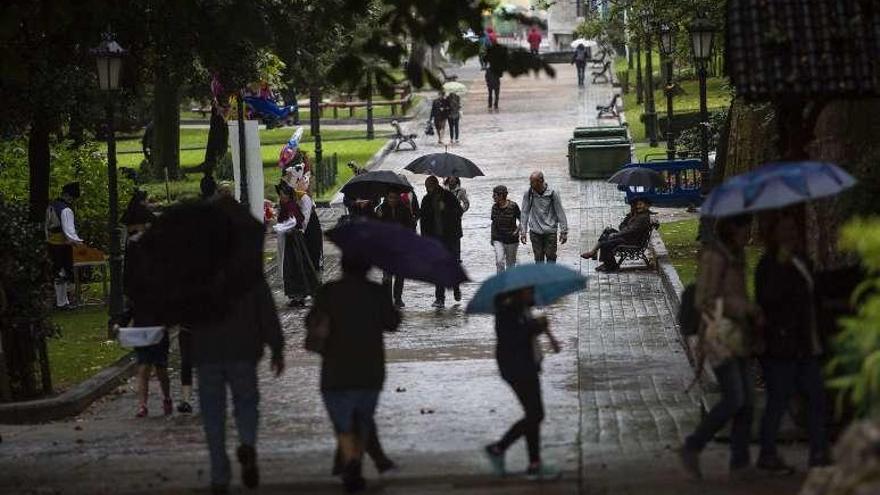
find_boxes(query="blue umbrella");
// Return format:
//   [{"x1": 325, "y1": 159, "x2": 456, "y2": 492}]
[
  {"x1": 326, "y1": 219, "x2": 468, "y2": 287},
  {"x1": 702, "y1": 161, "x2": 856, "y2": 217},
  {"x1": 466, "y1": 263, "x2": 586, "y2": 314}
]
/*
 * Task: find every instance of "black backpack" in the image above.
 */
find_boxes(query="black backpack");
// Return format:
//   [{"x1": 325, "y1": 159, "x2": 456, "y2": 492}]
[{"x1": 677, "y1": 283, "x2": 700, "y2": 336}]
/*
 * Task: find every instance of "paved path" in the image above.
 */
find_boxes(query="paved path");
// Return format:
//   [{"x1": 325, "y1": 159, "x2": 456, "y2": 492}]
[{"x1": 0, "y1": 63, "x2": 808, "y2": 495}]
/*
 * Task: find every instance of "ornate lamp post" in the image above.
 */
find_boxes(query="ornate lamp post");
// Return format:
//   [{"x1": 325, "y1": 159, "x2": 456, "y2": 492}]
[
  {"x1": 688, "y1": 14, "x2": 716, "y2": 192},
  {"x1": 92, "y1": 33, "x2": 125, "y2": 330},
  {"x1": 658, "y1": 24, "x2": 677, "y2": 160},
  {"x1": 640, "y1": 12, "x2": 658, "y2": 147}
]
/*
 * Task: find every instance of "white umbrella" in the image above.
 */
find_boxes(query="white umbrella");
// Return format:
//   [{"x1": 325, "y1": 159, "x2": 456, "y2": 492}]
[
  {"x1": 443, "y1": 81, "x2": 468, "y2": 95},
  {"x1": 571, "y1": 38, "x2": 598, "y2": 49}
]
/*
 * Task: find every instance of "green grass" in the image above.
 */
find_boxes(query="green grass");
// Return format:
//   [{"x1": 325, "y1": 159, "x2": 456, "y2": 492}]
[
  {"x1": 48, "y1": 305, "x2": 128, "y2": 392},
  {"x1": 139, "y1": 133, "x2": 386, "y2": 204},
  {"x1": 661, "y1": 218, "x2": 762, "y2": 296},
  {"x1": 623, "y1": 77, "x2": 730, "y2": 142},
  {"x1": 179, "y1": 95, "x2": 422, "y2": 123}
]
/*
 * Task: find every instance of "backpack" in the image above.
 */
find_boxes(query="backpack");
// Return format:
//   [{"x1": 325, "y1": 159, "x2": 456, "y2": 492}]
[{"x1": 677, "y1": 283, "x2": 700, "y2": 336}]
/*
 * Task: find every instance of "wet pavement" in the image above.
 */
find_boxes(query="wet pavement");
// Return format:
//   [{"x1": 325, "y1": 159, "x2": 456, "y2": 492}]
[{"x1": 0, "y1": 62, "x2": 808, "y2": 494}]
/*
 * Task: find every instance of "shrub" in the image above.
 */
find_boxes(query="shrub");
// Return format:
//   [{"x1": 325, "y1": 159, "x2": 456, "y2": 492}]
[
  {"x1": 827, "y1": 217, "x2": 880, "y2": 417},
  {"x1": 676, "y1": 108, "x2": 729, "y2": 155},
  {"x1": 0, "y1": 138, "x2": 135, "y2": 252},
  {"x1": 0, "y1": 199, "x2": 57, "y2": 399}
]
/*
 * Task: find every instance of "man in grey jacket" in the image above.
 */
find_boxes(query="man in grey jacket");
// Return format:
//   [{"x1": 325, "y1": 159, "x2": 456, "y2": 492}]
[{"x1": 520, "y1": 171, "x2": 568, "y2": 263}]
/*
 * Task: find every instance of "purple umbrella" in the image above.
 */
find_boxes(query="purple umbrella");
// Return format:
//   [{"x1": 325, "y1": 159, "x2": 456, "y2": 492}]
[{"x1": 326, "y1": 219, "x2": 468, "y2": 287}]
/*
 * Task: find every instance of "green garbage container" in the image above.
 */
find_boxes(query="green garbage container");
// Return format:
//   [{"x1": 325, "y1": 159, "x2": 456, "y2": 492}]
[
  {"x1": 572, "y1": 126, "x2": 628, "y2": 139},
  {"x1": 567, "y1": 136, "x2": 630, "y2": 176},
  {"x1": 569, "y1": 142, "x2": 633, "y2": 179}
]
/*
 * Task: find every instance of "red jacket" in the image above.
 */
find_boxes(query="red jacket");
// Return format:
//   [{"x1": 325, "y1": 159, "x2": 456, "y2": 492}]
[{"x1": 527, "y1": 30, "x2": 541, "y2": 48}]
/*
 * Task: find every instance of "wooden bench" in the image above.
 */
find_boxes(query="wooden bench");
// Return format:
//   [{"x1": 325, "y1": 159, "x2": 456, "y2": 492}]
[
  {"x1": 189, "y1": 107, "x2": 212, "y2": 118},
  {"x1": 614, "y1": 221, "x2": 660, "y2": 268}
]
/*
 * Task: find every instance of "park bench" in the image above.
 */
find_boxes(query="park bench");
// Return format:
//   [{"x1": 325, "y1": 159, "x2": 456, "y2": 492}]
[
  {"x1": 596, "y1": 93, "x2": 621, "y2": 120},
  {"x1": 589, "y1": 48, "x2": 610, "y2": 67},
  {"x1": 390, "y1": 121, "x2": 418, "y2": 151},
  {"x1": 592, "y1": 61, "x2": 612, "y2": 84},
  {"x1": 190, "y1": 106, "x2": 212, "y2": 118},
  {"x1": 614, "y1": 220, "x2": 660, "y2": 268}
]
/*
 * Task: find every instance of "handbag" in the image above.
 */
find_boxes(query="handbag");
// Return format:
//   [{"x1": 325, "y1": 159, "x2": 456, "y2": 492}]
[
  {"x1": 425, "y1": 121, "x2": 435, "y2": 136},
  {"x1": 304, "y1": 310, "x2": 330, "y2": 354},
  {"x1": 701, "y1": 298, "x2": 746, "y2": 366}
]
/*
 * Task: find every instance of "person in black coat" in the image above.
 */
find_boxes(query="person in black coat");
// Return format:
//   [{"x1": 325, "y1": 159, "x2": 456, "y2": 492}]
[
  {"x1": 485, "y1": 67, "x2": 501, "y2": 110},
  {"x1": 580, "y1": 196, "x2": 653, "y2": 272},
  {"x1": 419, "y1": 175, "x2": 463, "y2": 307},
  {"x1": 754, "y1": 213, "x2": 831, "y2": 473},
  {"x1": 376, "y1": 190, "x2": 417, "y2": 307}
]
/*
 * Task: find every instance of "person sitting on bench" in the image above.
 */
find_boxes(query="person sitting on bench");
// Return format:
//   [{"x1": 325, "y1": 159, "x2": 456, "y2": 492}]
[{"x1": 580, "y1": 196, "x2": 652, "y2": 272}]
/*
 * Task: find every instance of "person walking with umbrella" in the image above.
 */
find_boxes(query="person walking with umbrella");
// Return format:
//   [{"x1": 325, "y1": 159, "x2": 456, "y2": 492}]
[
  {"x1": 305, "y1": 255, "x2": 401, "y2": 493},
  {"x1": 491, "y1": 185, "x2": 521, "y2": 273},
  {"x1": 571, "y1": 45, "x2": 588, "y2": 87},
  {"x1": 420, "y1": 176, "x2": 464, "y2": 307},
  {"x1": 376, "y1": 190, "x2": 417, "y2": 307},
  {"x1": 520, "y1": 171, "x2": 568, "y2": 263}
]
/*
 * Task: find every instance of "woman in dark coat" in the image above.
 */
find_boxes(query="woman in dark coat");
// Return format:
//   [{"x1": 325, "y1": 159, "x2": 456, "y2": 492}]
[{"x1": 755, "y1": 213, "x2": 830, "y2": 472}]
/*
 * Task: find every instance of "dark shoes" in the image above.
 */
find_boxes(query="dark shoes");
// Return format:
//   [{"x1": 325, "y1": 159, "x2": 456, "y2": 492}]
[
  {"x1": 394, "y1": 299, "x2": 405, "y2": 308},
  {"x1": 483, "y1": 444, "x2": 505, "y2": 476},
  {"x1": 595, "y1": 263, "x2": 619, "y2": 273},
  {"x1": 757, "y1": 455, "x2": 796, "y2": 475},
  {"x1": 237, "y1": 444, "x2": 259, "y2": 489},
  {"x1": 678, "y1": 445, "x2": 702, "y2": 480},
  {"x1": 342, "y1": 460, "x2": 366, "y2": 493},
  {"x1": 375, "y1": 457, "x2": 397, "y2": 474},
  {"x1": 580, "y1": 250, "x2": 597, "y2": 260},
  {"x1": 177, "y1": 401, "x2": 193, "y2": 414}
]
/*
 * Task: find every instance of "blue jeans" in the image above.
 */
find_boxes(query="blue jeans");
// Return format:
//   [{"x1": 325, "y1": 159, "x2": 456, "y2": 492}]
[
  {"x1": 759, "y1": 356, "x2": 829, "y2": 463},
  {"x1": 685, "y1": 357, "x2": 754, "y2": 468},
  {"x1": 197, "y1": 361, "x2": 260, "y2": 486}
]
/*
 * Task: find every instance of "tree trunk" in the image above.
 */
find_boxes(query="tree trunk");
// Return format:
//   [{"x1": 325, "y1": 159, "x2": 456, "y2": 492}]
[
  {"x1": 151, "y1": 71, "x2": 181, "y2": 180},
  {"x1": 28, "y1": 117, "x2": 51, "y2": 223}
]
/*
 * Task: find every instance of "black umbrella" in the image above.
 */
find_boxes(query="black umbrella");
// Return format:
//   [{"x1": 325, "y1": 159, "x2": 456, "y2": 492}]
[
  {"x1": 404, "y1": 152, "x2": 484, "y2": 178},
  {"x1": 327, "y1": 219, "x2": 468, "y2": 287},
  {"x1": 608, "y1": 167, "x2": 664, "y2": 188},
  {"x1": 340, "y1": 170, "x2": 414, "y2": 199}
]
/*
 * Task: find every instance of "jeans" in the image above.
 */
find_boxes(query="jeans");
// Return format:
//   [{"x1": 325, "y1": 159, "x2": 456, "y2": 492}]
[
  {"x1": 435, "y1": 237, "x2": 461, "y2": 302},
  {"x1": 496, "y1": 374, "x2": 544, "y2": 463},
  {"x1": 493, "y1": 241, "x2": 518, "y2": 273},
  {"x1": 197, "y1": 361, "x2": 260, "y2": 486},
  {"x1": 488, "y1": 86, "x2": 500, "y2": 108},
  {"x1": 529, "y1": 232, "x2": 558, "y2": 263},
  {"x1": 685, "y1": 357, "x2": 754, "y2": 468},
  {"x1": 576, "y1": 63, "x2": 586, "y2": 86},
  {"x1": 382, "y1": 271, "x2": 405, "y2": 303},
  {"x1": 759, "y1": 356, "x2": 829, "y2": 463},
  {"x1": 448, "y1": 117, "x2": 460, "y2": 141}
]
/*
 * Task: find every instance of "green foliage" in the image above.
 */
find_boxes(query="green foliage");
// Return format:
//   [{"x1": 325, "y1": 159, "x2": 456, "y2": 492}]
[
  {"x1": 676, "y1": 107, "x2": 729, "y2": 154},
  {"x1": 0, "y1": 199, "x2": 57, "y2": 398},
  {"x1": 0, "y1": 139, "x2": 135, "y2": 251},
  {"x1": 48, "y1": 306, "x2": 126, "y2": 391},
  {"x1": 828, "y1": 218, "x2": 880, "y2": 417}
]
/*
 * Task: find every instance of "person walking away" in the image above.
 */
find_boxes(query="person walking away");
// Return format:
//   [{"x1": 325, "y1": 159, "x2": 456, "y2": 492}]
[
  {"x1": 485, "y1": 67, "x2": 501, "y2": 110},
  {"x1": 420, "y1": 176, "x2": 464, "y2": 307},
  {"x1": 306, "y1": 256, "x2": 401, "y2": 493},
  {"x1": 120, "y1": 191, "x2": 172, "y2": 418},
  {"x1": 444, "y1": 176, "x2": 470, "y2": 214},
  {"x1": 755, "y1": 213, "x2": 831, "y2": 473},
  {"x1": 527, "y1": 27, "x2": 542, "y2": 56},
  {"x1": 572, "y1": 45, "x2": 588, "y2": 87},
  {"x1": 520, "y1": 171, "x2": 568, "y2": 263},
  {"x1": 274, "y1": 181, "x2": 319, "y2": 307},
  {"x1": 679, "y1": 214, "x2": 763, "y2": 480},
  {"x1": 375, "y1": 191, "x2": 417, "y2": 308},
  {"x1": 580, "y1": 196, "x2": 653, "y2": 272},
  {"x1": 430, "y1": 92, "x2": 450, "y2": 145},
  {"x1": 447, "y1": 91, "x2": 462, "y2": 144},
  {"x1": 484, "y1": 287, "x2": 562, "y2": 480},
  {"x1": 45, "y1": 182, "x2": 84, "y2": 309},
  {"x1": 491, "y1": 185, "x2": 521, "y2": 273}
]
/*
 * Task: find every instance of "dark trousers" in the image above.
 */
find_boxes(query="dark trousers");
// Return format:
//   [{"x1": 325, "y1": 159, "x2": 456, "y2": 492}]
[
  {"x1": 496, "y1": 374, "x2": 544, "y2": 463},
  {"x1": 759, "y1": 356, "x2": 829, "y2": 463},
  {"x1": 179, "y1": 329, "x2": 193, "y2": 387},
  {"x1": 530, "y1": 47, "x2": 539, "y2": 56},
  {"x1": 332, "y1": 421, "x2": 391, "y2": 474},
  {"x1": 597, "y1": 228, "x2": 623, "y2": 266},
  {"x1": 382, "y1": 271, "x2": 405, "y2": 303},
  {"x1": 434, "y1": 237, "x2": 461, "y2": 302},
  {"x1": 447, "y1": 117, "x2": 460, "y2": 141},
  {"x1": 685, "y1": 357, "x2": 754, "y2": 468},
  {"x1": 48, "y1": 243, "x2": 74, "y2": 281},
  {"x1": 576, "y1": 63, "x2": 586, "y2": 86},
  {"x1": 529, "y1": 232, "x2": 558, "y2": 263},
  {"x1": 487, "y1": 86, "x2": 500, "y2": 108}
]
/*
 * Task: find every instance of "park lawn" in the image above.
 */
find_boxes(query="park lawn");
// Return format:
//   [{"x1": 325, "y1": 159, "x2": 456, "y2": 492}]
[
  {"x1": 661, "y1": 217, "x2": 762, "y2": 296},
  {"x1": 179, "y1": 95, "x2": 422, "y2": 123},
  {"x1": 623, "y1": 77, "x2": 729, "y2": 142},
  {"x1": 48, "y1": 305, "x2": 128, "y2": 392}
]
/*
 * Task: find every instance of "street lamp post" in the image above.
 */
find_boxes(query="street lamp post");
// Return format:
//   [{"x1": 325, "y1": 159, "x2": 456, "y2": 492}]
[
  {"x1": 658, "y1": 24, "x2": 677, "y2": 160},
  {"x1": 688, "y1": 15, "x2": 716, "y2": 193},
  {"x1": 644, "y1": 31, "x2": 658, "y2": 147},
  {"x1": 92, "y1": 33, "x2": 125, "y2": 333}
]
